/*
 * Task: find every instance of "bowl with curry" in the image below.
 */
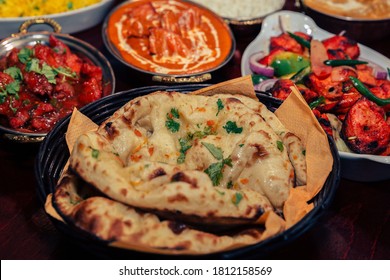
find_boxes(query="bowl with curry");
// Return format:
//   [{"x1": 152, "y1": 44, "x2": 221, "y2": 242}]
[{"x1": 102, "y1": 0, "x2": 236, "y2": 83}]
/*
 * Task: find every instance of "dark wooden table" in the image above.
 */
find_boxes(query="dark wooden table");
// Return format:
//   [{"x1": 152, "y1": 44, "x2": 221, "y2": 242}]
[{"x1": 1, "y1": 0, "x2": 389, "y2": 260}]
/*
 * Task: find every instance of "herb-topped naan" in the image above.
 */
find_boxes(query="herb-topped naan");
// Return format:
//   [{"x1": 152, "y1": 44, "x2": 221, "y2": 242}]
[{"x1": 53, "y1": 89, "x2": 308, "y2": 254}]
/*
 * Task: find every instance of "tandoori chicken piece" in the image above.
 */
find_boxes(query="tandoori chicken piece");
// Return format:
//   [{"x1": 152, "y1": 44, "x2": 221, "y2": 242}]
[
  {"x1": 322, "y1": 35, "x2": 360, "y2": 60},
  {"x1": 342, "y1": 98, "x2": 390, "y2": 155}
]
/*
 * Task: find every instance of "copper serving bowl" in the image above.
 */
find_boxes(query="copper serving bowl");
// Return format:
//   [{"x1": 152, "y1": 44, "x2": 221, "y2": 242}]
[
  {"x1": 0, "y1": 18, "x2": 115, "y2": 143},
  {"x1": 300, "y1": 0, "x2": 390, "y2": 43}
]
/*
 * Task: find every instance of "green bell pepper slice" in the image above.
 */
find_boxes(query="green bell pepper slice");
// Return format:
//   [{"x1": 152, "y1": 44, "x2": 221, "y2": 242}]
[{"x1": 270, "y1": 52, "x2": 310, "y2": 77}]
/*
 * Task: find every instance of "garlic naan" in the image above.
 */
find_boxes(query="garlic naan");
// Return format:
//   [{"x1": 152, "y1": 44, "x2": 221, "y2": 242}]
[{"x1": 53, "y1": 90, "x2": 308, "y2": 253}]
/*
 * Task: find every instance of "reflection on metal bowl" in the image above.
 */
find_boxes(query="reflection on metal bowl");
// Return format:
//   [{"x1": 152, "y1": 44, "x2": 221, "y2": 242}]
[
  {"x1": 300, "y1": 0, "x2": 390, "y2": 43},
  {"x1": 0, "y1": 19, "x2": 116, "y2": 143}
]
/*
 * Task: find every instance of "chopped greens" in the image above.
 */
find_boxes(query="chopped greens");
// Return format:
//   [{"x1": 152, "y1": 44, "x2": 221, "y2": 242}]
[
  {"x1": 26, "y1": 58, "x2": 57, "y2": 84},
  {"x1": 223, "y1": 121, "x2": 243, "y2": 134},
  {"x1": 215, "y1": 189, "x2": 225, "y2": 196},
  {"x1": 276, "y1": 140, "x2": 284, "y2": 152},
  {"x1": 177, "y1": 138, "x2": 192, "y2": 164},
  {"x1": 176, "y1": 125, "x2": 217, "y2": 163},
  {"x1": 204, "y1": 157, "x2": 232, "y2": 186},
  {"x1": 166, "y1": 108, "x2": 180, "y2": 133},
  {"x1": 91, "y1": 148, "x2": 99, "y2": 159},
  {"x1": 4, "y1": 67, "x2": 23, "y2": 81},
  {"x1": 17, "y1": 48, "x2": 33, "y2": 64},
  {"x1": 201, "y1": 142, "x2": 223, "y2": 160},
  {"x1": 232, "y1": 192, "x2": 243, "y2": 206},
  {"x1": 216, "y1": 98, "x2": 224, "y2": 116},
  {"x1": 0, "y1": 80, "x2": 20, "y2": 104}
]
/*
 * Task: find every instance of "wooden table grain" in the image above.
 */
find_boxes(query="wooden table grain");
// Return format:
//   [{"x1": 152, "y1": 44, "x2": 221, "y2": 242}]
[{"x1": 1, "y1": 0, "x2": 389, "y2": 260}]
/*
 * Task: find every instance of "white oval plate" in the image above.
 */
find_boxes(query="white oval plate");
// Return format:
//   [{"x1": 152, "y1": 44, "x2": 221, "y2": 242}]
[{"x1": 241, "y1": 10, "x2": 390, "y2": 182}]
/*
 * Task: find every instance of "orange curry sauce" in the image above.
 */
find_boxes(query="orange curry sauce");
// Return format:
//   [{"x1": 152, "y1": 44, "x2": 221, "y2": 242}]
[{"x1": 107, "y1": 0, "x2": 233, "y2": 75}]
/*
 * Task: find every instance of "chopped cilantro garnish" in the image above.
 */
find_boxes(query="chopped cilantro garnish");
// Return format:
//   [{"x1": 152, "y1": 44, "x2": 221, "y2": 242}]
[
  {"x1": 201, "y1": 142, "x2": 223, "y2": 160},
  {"x1": 204, "y1": 161, "x2": 224, "y2": 186},
  {"x1": 276, "y1": 140, "x2": 284, "y2": 152},
  {"x1": 302, "y1": 150, "x2": 306, "y2": 156},
  {"x1": 67, "y1": 1, "x2": 73, "y2": 9},
  {"x1": 170, "y1": 107, "x2": 179, "y2": 118},
  {"x1": 41, "y1": 63, "x2": 57, "y2": 84},
  {"x1": 5, "y1": 81, "x2": 20, "y2": 96},
  {"x1": 177, "y1": 138, "x2": 192, "y2": 164},
  {"x1": 232, "y1": 192, "x2": 243, "y2": 206},
  {"x1": 54, "y1": 66, "x2": 77, "y2": 79},
  {"x1": 227, "y1": 180, "x2": 233, "y2": 189},
  {"x1": 166, "y1": 118, "x2": 180, "y2": 133},
  {"x1": 166, "y1": 108, "x2": 180, "y2": 133},
  {"x1": 223, "y1": 121, "x2": 243, "y2": 134},
  {"x1": 215, "y1": 189, "x2": 225, "y2": 195},
  {"x1": 239, "y1": 143, "x2": 244, "y2": 147},
  {"x1": 204, "y1": 157, "x2": 232, "y2": 186},
  {"x1": 216, "y1": 98, "x2": 224, "y2": 116},
  {"x1": 26, "y1": 58, "x2": 57, "y2": 84},
  {"x1": 17, "y1": 48, "x2": 33, "y2": 64},
  {"x1": 4, "y1": 67, "x2": 23, "y2": 81},
  {"x1": 91, "y1": 148, "x2": 99, "y2": 159}
]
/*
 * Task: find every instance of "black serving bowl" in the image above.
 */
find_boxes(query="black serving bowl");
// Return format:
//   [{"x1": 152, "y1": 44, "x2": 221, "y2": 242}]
[
  {"x1": 35, "y1": 84, "x2": 340, "y2": 259},
  {"x1": 0, "y1": 18, "x2": 116, "y2": 143}
]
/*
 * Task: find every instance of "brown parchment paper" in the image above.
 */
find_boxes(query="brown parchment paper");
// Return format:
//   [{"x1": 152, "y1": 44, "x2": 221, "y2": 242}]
[{"x1": 45, "y1": 75, "x2": 333, "y2": 254}]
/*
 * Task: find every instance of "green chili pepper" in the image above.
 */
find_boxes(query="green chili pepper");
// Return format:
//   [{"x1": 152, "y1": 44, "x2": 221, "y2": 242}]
[
  {"x1": 251, "y1": 74, "x2": 269, "y2": 85},
  {"x1": 309, "y1": 96, "x2": 326, "y2": 109},
  {"x1": 290, "y1": 66, "x2": 311, "y2": 84},
  {"x1": 270, "y1": 51, "x2": 310, "y2": 77},
  {"x1": 323, "y1": 59, "x2": 368, "y2": 67},
  {"x1": 349, "y1": 76, "x2": 390, "y2": 106},
  {"x1": 287, "y1": 32, "x2": 311, "y2": 49}
]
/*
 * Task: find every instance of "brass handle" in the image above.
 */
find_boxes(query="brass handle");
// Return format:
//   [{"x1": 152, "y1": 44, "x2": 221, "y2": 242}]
[
  {"x1": 18, "y1": 18, "x2": 62, "y2": 34},
  {"x1": 152, "y1": 73, "x2": 212, "y2": 83}
]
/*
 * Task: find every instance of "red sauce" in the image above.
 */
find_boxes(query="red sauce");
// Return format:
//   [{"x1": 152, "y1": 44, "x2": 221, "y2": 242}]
[
  {"x1": 107, "y1": 0, "x2": 233, "y2": 75},
  {"x1": 0, "y1": 35, "x2": 104, "y2": 134}
]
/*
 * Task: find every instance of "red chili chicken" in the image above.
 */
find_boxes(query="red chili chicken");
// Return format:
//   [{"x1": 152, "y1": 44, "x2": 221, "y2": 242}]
[{"x1": 0, "y1": 35, "x2": 103, "y2": 133}]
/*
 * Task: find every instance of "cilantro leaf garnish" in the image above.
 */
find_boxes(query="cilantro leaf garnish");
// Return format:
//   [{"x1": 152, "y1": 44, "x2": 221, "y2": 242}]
[
  {"x1": 204, "y1": 156, "x2": 232, "y2": 186},
  {"x1": 177, "y1": 138, "x2": 192, "y2": 164},
  {"x1": 166, "y1": 118, "x2": 180, "y2": 133},
  {"x1": 170, "y1": 107, "x2": 179, "y2": 118},
  {"x1": 204, "y1": 161, "x2": 224, "y2": 186},
  {"x1": 216, "y1": 98, "x2": 224, "y2": 116},
  {"x1": 91, "y1": 148, "x2": 99, "y2": 159},
  {"x1": 4, "y1": 67, "x2": 23, "y2": 81},
  {"x1": 26, "y1": 58, "x2": 57, "y2": 84},
  {"x1": 223, "y1": 121, "x2": 243, "y2": 134},
  {"x1": 54, "y1": 66, "x2": 77, "y2": 79},
  {"x1": 232, "y1": 192, "x2": 243, "y2": 206},
  {"x1": 5, "y1": 81, "x2": 20, "y2": 96},
  {"x1": 276, "y1": 140, "x2": 284, "y2": 152},
  {"x1": 41, "y1": 63, "x2": 57, "y2": 84},
  {"x1": 166, "y1": 108, "x2": 180, "y2": 133},
  {"x1": 17, "y1": 47, "x2": 33, "y2": 64},
  {"x1": 201, "y1": 142, "x2": 223, "y2": 160}
]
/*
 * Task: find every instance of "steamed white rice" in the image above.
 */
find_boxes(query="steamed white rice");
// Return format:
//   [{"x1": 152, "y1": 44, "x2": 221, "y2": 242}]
[{"x1": 190, "y1": 0, "x2": 285, "y2": 20}]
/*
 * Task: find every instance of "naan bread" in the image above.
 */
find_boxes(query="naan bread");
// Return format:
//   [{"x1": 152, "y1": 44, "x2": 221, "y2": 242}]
[
  {"x1": 53, "y1": 172, "x2": 269, "y2": 255},
  {"x1": 69, "y1": 92, "x2": 301, "y2": 219},
  {"x1": 52, "y1": 90, "x2": 308, "y2": 254}
]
